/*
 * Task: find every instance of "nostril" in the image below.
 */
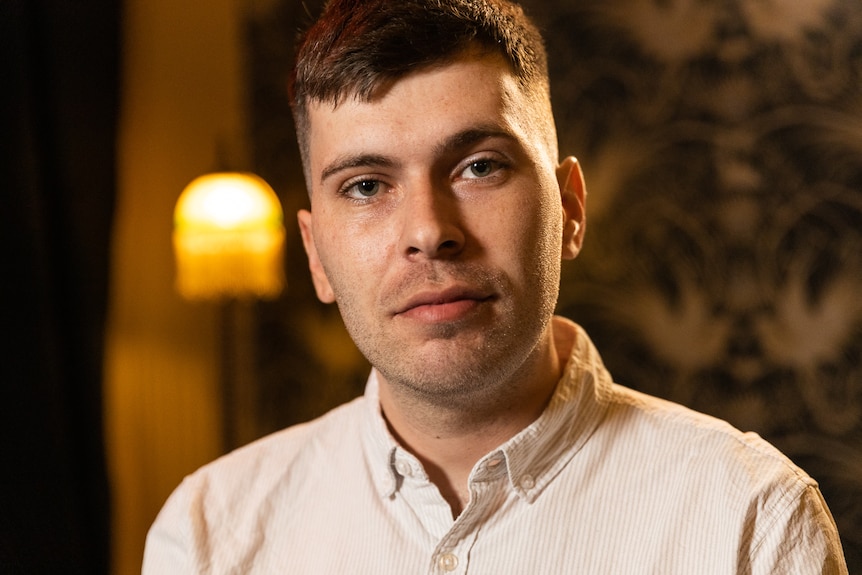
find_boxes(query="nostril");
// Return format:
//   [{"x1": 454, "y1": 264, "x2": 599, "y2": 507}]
[
  {"x1": 405, "y1": 237, "x2": 463, "y2": 260},
  {"x1": 399, "y1": 192, "x2": 465, "y2": 258}
]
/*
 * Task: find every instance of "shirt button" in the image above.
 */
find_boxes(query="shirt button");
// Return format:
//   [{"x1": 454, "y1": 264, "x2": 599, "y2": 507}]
[
  {"x1": 520, "y1": 474, "x2": 535, "y2": 490},
  {"x1": 395, "y1": 460, "x2": 413, "y2": 477},
  {"x1": 438, "y1": 553, "x2": 459, "y2": 572}
]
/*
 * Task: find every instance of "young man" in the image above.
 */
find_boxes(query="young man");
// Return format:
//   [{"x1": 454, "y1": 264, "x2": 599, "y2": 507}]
[{"x1": 144, "y1": 0, "x2": 847, "y2": 572}]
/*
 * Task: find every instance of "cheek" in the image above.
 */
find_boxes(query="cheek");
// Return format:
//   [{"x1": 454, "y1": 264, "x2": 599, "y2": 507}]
[
  {"x1": 315, "y1": 218, "x2": 392, "y2": 298},
  {"x1": 512, "y1": 190, "x2": 565, "y2": 298},
  {"x1": 499, "y1": 187, "x2": 562, "y2": 265}
]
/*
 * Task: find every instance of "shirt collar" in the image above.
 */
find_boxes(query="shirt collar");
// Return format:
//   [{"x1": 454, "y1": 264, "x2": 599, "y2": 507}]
[
  {"x1": 360, "y1": 369, "x2": 401, "y2": 498},
  {"x1": 494, "y1": 317, "x2": 612, "y2": 502},
  {"x1": 360, "y1": 317, "x2": 613, "y2": 502}
]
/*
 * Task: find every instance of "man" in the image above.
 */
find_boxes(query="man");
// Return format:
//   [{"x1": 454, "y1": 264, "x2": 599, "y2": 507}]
[{"x1": 143, "y1": 0, "x2": 848, "y2": 572}]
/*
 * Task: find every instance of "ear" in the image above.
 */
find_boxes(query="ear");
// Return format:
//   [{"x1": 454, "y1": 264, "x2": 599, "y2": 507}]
[
  {"x1": 556, "y1": 156, "x2": 587, "y2": 260},
  {"x1": 297, "y1": 209, "x2": 336, "y2": 303}
]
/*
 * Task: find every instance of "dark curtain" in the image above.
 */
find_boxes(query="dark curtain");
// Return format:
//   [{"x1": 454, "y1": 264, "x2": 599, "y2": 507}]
[{"x1": 0, "y1": 1, "x2": 120, "y2": 574}]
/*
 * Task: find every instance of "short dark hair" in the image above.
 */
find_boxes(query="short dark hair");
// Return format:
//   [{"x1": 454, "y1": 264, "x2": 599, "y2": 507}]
[{"x1": 289, "y1": 0, "x2": 551, "y2": 176}]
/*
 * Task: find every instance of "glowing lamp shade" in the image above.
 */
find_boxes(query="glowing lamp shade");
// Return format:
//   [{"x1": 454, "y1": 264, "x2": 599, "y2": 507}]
[{"x1": 173, "y1": 172, "x2": 285, "y2": 300}]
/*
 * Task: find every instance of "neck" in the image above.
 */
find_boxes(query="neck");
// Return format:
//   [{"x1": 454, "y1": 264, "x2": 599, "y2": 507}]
[{"x1": 377, "y1": 319, "x2": 574, "y2": 517}]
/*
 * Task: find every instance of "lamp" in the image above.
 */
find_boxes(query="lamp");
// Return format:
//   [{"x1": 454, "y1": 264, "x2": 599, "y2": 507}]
[
  {"x1": 173, "y1": 172, "x2": 285, "y2": 300},
  {"x1": 173, "y1": 171, "x2": 285, "y2": 451}
]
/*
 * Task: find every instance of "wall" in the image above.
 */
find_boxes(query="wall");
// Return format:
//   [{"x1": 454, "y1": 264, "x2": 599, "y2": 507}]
[{"x1": 104, "y1": 0, "x2": 249, "y2": 572}]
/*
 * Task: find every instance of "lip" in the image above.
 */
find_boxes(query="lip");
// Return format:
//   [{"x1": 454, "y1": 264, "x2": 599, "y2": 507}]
[{"x1": 393, "y1": 286, "x2": 494, "y2": 323}]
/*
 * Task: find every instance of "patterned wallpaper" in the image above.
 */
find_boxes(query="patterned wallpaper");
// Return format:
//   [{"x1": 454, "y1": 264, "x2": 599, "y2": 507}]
[{"x1": 246, "y1": 0, "x2": 862, "y2": 566}]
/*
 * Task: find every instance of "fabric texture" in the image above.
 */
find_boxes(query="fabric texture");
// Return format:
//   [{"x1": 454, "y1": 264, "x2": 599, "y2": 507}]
[{"x1": 143, "y1": 318, "x2": 847, "y2": 574}]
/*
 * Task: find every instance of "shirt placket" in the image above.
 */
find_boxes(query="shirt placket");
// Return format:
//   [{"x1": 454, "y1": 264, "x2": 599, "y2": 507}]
[{"x1": 425, "y1": 455, "x2": 510, "y2": 575}]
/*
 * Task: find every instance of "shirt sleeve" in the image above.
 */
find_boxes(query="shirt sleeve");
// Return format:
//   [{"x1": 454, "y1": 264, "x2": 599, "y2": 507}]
[
  {"x1": 141, "y1": 480, "x2": 195, "y2": 575},
  {"x1": 747, "y1": 482, "x2": 848, "y2": 575}
]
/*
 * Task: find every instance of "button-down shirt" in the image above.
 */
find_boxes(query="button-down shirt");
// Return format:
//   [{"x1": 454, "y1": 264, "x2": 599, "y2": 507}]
[{"x1": 143, "y1": 318, "x2": 847, "y2": 574}]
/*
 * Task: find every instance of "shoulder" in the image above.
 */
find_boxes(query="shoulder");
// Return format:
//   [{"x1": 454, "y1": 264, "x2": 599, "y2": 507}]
[
  {"x1": 601, "y1": 382, "x2": 816, "y2": 497},
  {"x1": 187, "y1": 394, "x2": 366, "y2": 497},
  {"x1": 592, "y1": 384, "x2": 846, "y2": 570},
  {"x1": 142, "y1": 396, "x2": 370, "y2": 574},
  {"x1": 151, "y1": 395, "x2": 368, "y2": 535}
]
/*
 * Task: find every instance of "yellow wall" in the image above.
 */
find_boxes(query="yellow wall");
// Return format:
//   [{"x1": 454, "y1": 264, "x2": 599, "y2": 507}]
[{"x1": 104, "y1": 0, "x2": 249, "y2": 572}]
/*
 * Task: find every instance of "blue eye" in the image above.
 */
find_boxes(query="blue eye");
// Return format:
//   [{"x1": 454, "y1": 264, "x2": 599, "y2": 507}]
[
  {"x1": 461, "y1": 158, "x2": 506, "y2": 180},
  {"x1": 468, "y1": 160, "x2": 494, "y2": 178},
  {"x1": 349, "y1": 180, "x2": 380, "y2": 198}
]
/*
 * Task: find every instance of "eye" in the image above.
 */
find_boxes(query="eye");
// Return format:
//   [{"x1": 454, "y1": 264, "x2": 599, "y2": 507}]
[
  {"x1": 342, "y1": 179, "x2": 382, "y2": 200},
  {"x1": 467, "y1": 160, "x2": 494, "y2": 178},
  {"x1": 460, "y1": 158, "x2": 505, "y2": 180}
]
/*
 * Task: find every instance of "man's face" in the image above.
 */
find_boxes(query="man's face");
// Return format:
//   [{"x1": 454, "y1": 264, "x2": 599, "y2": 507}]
[{"x1": 298, "y1": 52, "x2": 583, "y2": 405}]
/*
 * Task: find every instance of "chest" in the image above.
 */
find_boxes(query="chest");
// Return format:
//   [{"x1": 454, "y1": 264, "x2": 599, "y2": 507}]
[{"x1": 228, "y1": 461, "x2": 745, "y2": 574}]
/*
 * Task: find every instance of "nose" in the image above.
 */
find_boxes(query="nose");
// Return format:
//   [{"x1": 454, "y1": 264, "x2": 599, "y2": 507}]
[{"x1": 398, "y1": 180, "x2": 465, "y2": 260}]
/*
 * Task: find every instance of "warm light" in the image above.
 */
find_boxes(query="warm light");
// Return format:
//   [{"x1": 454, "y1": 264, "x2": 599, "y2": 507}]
[{"x1": 173, "y1": 172, "x2": 285, "y2": 300}]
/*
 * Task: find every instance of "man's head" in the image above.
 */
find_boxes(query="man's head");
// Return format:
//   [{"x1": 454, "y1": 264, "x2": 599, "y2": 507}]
[
  {"x1": 293, "y1": 0, "x2": 586, "y2": 409},
  {"x1": 290, "y1": 0, "x2": 557, "y2": 182}
]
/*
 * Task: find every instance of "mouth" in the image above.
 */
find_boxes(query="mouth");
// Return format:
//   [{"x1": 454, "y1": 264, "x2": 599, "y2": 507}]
[{"x1": 394, "y1": 286, "x2": 495, "y2": 323}]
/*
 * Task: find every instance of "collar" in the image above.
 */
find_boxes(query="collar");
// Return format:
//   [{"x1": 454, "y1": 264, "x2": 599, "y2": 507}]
[{"x1": 360, "y1": 317, "x2": 613, "y2": 503}]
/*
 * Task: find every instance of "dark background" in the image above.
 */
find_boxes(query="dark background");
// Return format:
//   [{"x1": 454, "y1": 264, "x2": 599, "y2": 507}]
[{"x1": 1, "y1": 1, "x2": 119, "y2": 573}]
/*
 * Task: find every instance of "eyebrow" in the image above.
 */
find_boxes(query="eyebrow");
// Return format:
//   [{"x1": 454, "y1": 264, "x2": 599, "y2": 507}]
[
  {"x1": 319, "y1": 154, "x2": 397, "y2": 187},
  {"x1": 318, "y1": 124, "x2": 517, "y2": 187},
  {"x1": 434, "y1": 125, "x2": 516, "y2": 156}
]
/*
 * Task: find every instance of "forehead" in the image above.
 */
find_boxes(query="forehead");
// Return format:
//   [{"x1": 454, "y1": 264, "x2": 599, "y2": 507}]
[{"x1": 305, "y1": 53, "x2": 545, "y2": 189}]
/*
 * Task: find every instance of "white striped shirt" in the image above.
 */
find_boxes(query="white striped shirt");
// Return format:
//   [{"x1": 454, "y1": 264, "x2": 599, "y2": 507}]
[{"x1": 143, "y1": 318, "x2": 847, "y2": 574}]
